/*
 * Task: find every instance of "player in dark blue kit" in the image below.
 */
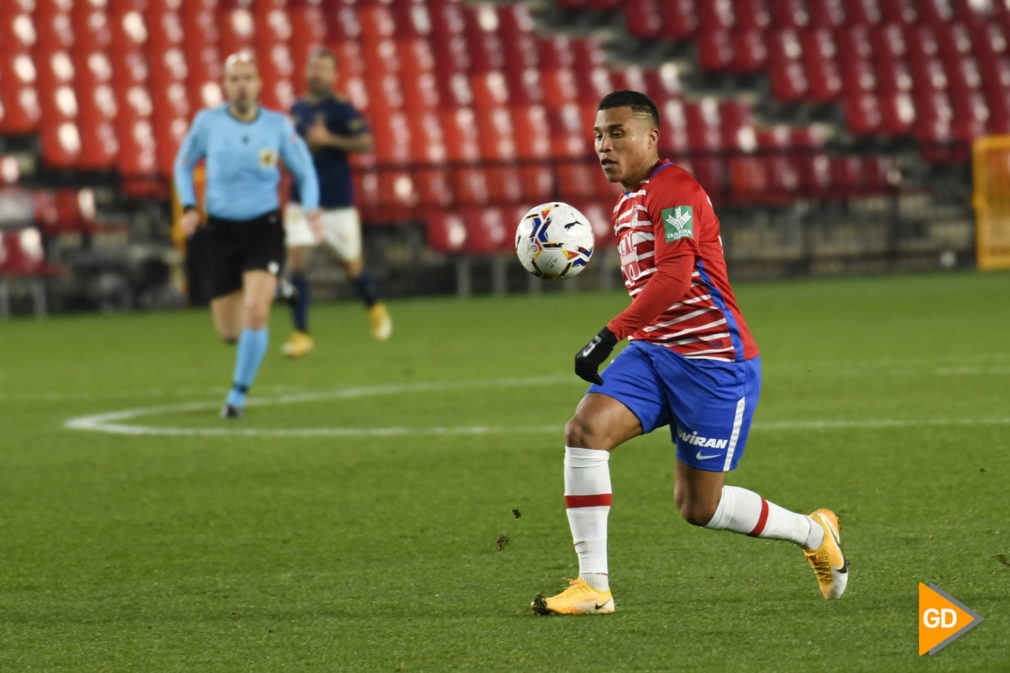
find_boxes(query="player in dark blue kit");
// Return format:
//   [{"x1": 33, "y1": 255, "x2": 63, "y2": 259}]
[
  {"x1": 174, "y1": 53, "x2": 322, "y2": 418},
  {"x1": 281, "y1": 48, "x2": 392, "y2": 358}
]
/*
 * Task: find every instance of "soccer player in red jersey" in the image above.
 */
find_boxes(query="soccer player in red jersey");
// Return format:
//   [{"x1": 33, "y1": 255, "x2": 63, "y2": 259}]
[{"x1": 532, "y1": 91, "x2": 848, "y2": 615}]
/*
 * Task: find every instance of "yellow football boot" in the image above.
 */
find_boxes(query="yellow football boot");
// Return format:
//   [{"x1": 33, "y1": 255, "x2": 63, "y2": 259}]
[
  {"x1": 531, "y1": 578, "x2": 615, "y2": 615},
  {"x1": 281, "y1": 330, "x2": 314, "y2": 358},
  {"x1": 804, "y1": 508, "x2": 848, "y2": 599},
  {"x1": 367, "y1": 302, "x2": 392, "y2": 341}
]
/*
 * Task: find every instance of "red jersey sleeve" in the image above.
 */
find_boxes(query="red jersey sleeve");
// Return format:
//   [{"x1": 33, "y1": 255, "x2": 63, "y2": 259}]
[{"x1": 606, "y1": 171, "x2": 705, "y2": 340}]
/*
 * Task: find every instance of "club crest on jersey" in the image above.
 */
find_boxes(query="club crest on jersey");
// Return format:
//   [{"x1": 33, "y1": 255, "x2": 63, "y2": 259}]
[
  {"x1": 662, "y1": 206, "x2": 694, "y2": 242},
  {"x1": 259, "y1": 148, "x2": 278, "y2": 169}
]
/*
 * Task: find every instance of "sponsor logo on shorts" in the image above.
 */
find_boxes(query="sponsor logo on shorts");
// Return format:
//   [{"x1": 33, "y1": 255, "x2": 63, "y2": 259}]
[
  {"x1": 676, "y1": 427, "x2": 728, "y2": 450},
  {"x1": 268, "y1": 262, "x2": 280, "y2": 275}
]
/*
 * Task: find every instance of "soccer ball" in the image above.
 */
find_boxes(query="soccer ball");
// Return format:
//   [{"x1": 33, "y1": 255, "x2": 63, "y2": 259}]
[{"x1": 515, "y1": 202, "x2": 595, "y2": 279}]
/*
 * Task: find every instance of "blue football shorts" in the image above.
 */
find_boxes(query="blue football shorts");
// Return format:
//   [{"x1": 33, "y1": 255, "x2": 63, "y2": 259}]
[{"x1": 586, "y1": 340, "x2": 762, "y2": 472}]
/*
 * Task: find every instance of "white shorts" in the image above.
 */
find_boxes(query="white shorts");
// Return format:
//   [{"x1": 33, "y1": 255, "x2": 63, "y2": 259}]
[{"x1": 283, "y1": 203, "x2": 362, "y2": 262}]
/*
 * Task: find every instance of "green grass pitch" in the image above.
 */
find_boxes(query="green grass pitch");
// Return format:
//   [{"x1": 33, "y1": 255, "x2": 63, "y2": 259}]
[{"x1": 1, "y1": 270, "x2": 1008, "y2": 672}]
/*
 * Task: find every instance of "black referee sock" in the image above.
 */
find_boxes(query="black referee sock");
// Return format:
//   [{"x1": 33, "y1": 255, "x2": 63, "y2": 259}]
[{"x1": 351, "y1": 270, "x2": 379, "y2": 308}]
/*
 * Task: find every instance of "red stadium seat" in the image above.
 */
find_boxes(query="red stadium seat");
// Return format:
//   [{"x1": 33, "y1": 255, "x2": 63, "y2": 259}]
[
  {"x1": 696, "y1": 28, "x2": 734, "y2": 72},
  {"x1": 425, "y1": 211, "x2": 468, "y2": 254},
  {"x1": 657, "y1": 99, "x2": 690, "y2": 156},
  {"x1": 109, "y1": 6, "x2": 148, "y2": 54},
  {"x1": 881, "y1": 0, "x2": 920, "y2": 24},
  {"x1": 699, "y1": 1, "x2": 735, "y2": 30},
  {"x1": 370, "y1": 110, "x2": 411, "y2": 165},
  {"x1": 844, "y1": 0, "x2": 883, "y2": 25},
  {"x1": 920, "y1": 0, "x2": 957, "y2": 25},
  {"x1": 391, "y1": 1, "x2": 431, "y2": 38},
  {"x1": 147, "y1": 9, "x2": 184, "y2": 55},
  {"x1": 571, "y1": 200, "x2": 617, "y2": 248},
  {"x1": 609, "y1": 65, "x2": 648, "y2": 95},
  {"x1": 876, "y1": 58, "x2": 914, "y2": 93},
  {"x1": 772, "y1": 0, "x2": 812, "y2": 27},
  {"x1": 441, "y1": 108, "x2": 481, "y2": 162},
  {"x1": 768, "y1": 29, "x2": 809, "y2": 102},
  {"x1": 538, "y1": 36, "x2": 577, "y2": 70},
  {"x1": 407, "y1": 110, "x2": 447, "y2": 164},
  {"x1": 77, "y1": 82, "x2": 117, "y2": 126},
  {"x1": 462, "y1": 207, "x2": 513, "y2": 255},
  {"x1": 573, "y1": 66, "x2": 614, "y2": 103},
  {"x1": 802, "y1": 28, "x2": 842, "y2": 102},
  {"x1": 0, "y1": 227, "x2": 66, "y2": 318},
  {"x1": 730, "y1": 28, "x2": 769, "y2": 74},
  {"x1": 684, "y1": 98, "x2": 723, "y2": 153},
  {"x1": 756, "y1": 125, "x2": 800, "y2": 204},
  {"x1": 450, "y1": 169, "x2": 490, "y2": 207},
  {"x1": 0, "y1": 10, "x2": 37, "y2": 55},
  {"x1": 557, "y1": 160, "x2": 596, "y2": 202},
  {"x1": 358, "y1": 2, "x2": 396, "y2": 42},
  {"x1": 33, "y1": 7, "x2": 74, "y2": 52},
  {"x1": 38, "y1": 119, "x2": 81, "y2": 169},
  {"x1": 411, "y1": 166, "x2": 454, "y2": 210},
  {"x1": 643, "y1": 63, "x2": 683, "y2": 103},
  {"x1": 464, "y1": 16, "x2": 505, "y2": 73},
  {"x1": 402, "y1": 70, "x2": 441, "y2": 111},
  {"x1": 78, "y1": 119, "x2": 119, "y2": 171},
  {"x1": 840, "y1": 56, "x2": 877, "y2": 97},
  {"x1": 483, "y1": 164, "x2": 524, "y2": 205},
  {"x1": 428, "y1": 0, "x2": 466, "y2": 42},
  {"x1": 547, "y1": 103, "x2": 591, "y2": 158},
  {"x1": 870, "y1": 23, "x2": 908, "y2": 62},
  {"x1": 0, "y1": 55, "x2": 40, "y2": 133},
  {"x1": 662, "y1": 0, "x2": 700, "y2": 40},
  {"x1": 216, "y1": 6, "x2": 256, "y2": 58},
  {"x1": 432, "y1": 34, "x2": 470, "y2": 76},
  {"x1": 879, "y1": 91, "x2": 917, "y2": 136},
  {"x1": 810, "y1": 0, "x2": 847, "y2": 26},
  {"x1": 736, "y1": 0, "x2": 773, "y2": 29},
  {"x1": 625, "y1": 0, "x2": 665, "y2": 39},
  {"x1": 475, "y1": 108, "x2": 516, "y2": 161},
  {"x1": 512, "y1": 105, "x2": 555, "y2": 203},
  {"x1": 502, "y1": 32, "x2": 540, "y2": 74},
  {"x1": 397, "y1": 37, "x2": 436, "y2": 82},
  {"x1": 149, "y1": 46, "x2": 188, "y2": 90},
  {"x1": 843, "y1": 91, "x2": 883, "y2": 135},
  {"x1": 540, "y1": 68, "x2": 579, "y2": 107},
  {"x1": 289, "y1": 3, "x2": 327, "y2": 55},
  {"x1": 362, "y1": 38, "x2": 400, "y2": 80},
  {"x1": 470, "y1": 71, "x2": 510, "y2": 109}
]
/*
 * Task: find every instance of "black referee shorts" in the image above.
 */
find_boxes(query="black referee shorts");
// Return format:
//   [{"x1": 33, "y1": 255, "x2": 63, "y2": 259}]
[{"x1": 205, "y1": 210, "x2": 285, "y2": 299}]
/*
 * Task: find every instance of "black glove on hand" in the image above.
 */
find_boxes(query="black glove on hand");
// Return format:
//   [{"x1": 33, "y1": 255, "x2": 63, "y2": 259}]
[{"x1": 574, "y1": 327, "x2": 618, "y2": 385}]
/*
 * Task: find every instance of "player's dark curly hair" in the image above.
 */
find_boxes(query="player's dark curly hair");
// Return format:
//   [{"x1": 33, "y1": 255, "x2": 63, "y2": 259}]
[{"x1": 598, "y1": 90, "x2": 660, "y2": 129}]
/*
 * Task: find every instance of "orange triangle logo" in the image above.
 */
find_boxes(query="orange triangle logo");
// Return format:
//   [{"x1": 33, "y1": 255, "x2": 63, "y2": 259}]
[{"x1": 918, "y1": 583, "x2": 984, "y2": 655}]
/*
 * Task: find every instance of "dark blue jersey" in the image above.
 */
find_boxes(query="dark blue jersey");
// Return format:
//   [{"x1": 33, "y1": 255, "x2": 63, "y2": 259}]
[{"x1": 289, "y1": 93, "x2": 369, "y2": 209}]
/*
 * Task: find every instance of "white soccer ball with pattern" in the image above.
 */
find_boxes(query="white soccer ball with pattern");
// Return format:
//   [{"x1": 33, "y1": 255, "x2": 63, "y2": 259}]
[{"x1": 515, "y1": 202, "x2": 595, "y2": 279}]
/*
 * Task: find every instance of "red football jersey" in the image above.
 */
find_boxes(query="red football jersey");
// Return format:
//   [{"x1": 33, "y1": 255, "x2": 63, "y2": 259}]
[{"x1": 605, "y1": 160, "x2": 759, "y2": 362}]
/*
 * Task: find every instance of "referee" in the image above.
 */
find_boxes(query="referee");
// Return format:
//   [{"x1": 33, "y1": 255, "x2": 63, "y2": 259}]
[{"x1": 174, "y1": 52, "x2": 322, "y2": 419}]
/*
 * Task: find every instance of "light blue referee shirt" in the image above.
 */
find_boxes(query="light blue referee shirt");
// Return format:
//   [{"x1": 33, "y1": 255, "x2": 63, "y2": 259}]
[{"x1": 173, "y1": 104, "x2": 319, "y2": 220}]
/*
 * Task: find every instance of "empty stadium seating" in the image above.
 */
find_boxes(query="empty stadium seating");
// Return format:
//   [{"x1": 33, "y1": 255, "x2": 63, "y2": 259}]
[
  {"x1": 0, "y1": 226, "x2": 66, "y2": 318},
  {"x1": 0, "y1": 0, "x2": 988, "y2": 270}
]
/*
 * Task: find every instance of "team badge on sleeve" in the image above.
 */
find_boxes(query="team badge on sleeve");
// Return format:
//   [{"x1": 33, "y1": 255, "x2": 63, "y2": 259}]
[{"x1": 662, "y1": 206, "x2": 694, "y2": 242}]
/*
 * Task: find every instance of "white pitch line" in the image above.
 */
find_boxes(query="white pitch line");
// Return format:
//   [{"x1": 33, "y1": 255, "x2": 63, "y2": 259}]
[
  {"x1": 63, "y1": 377, "x2": 570, "y2": 437},
  {"x1": 63, "y1": 376, "x2": 1010, "y2": 438}
]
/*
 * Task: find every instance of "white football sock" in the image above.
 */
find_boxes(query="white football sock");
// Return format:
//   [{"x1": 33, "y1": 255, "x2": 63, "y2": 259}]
[
  {"x1": 564, "y1": 446, "x2": 612, "y2": 591},
  {"x1": 705, "y1": 485, "x2": 824, "y2": 550}
]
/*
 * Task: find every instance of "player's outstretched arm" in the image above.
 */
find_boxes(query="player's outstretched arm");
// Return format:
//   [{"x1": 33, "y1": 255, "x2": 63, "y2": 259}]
[{"x1": 173, "y1": 110, "x2": 209, "y2": 216}]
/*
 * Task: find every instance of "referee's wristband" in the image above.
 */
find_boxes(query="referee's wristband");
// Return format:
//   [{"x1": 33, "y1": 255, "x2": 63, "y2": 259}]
[{"x1": 182, "y1": 205, "x2": 197, "y2": 214}]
